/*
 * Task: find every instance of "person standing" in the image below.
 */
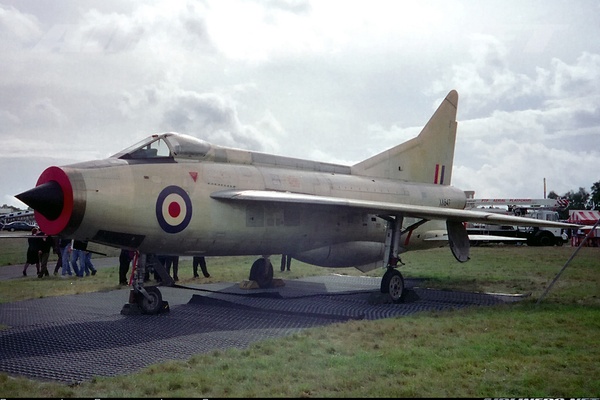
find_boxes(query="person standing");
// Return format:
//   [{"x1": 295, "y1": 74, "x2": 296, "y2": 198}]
[
  {"x1": 37, "y1": 232, "x2": 54, "y2": 278},
  {"x1": 52, "y1": 236, "x2": 62, "y2": 276},
  {"x1": 70, "y1": 239, "x2": 83, "y2": 277},
  {"x1": 165, "y1": 255, "x2": 180, "y2": 282},
  {"x1": 280, "y1": 254, "x2": 292, "y2": 272},
  {"x1": 192, "y1": 256, "x2": 210, "y2": 278},
  {"x1": 71, "y1": 240, "x2": 97, "y2": 277},
  {"x1": 83, "y1": 249, "x2": 97, "y2": 276},
  {"x1": 58, "y1": 238, "x2": 74, "y2": 277},
  {"x1": 22, "y1": 227, "x2": 43, "y2": 277},
  {"x1": 156, "y1": 255, "x2": 179, "y2": 282},
  {"x1": 118, "y1": 249, "x2": 134, "y2": 285}
]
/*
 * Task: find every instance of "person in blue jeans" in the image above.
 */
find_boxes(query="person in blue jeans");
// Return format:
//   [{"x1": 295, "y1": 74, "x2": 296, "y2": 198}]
[
  {"x1": 71, "y1": 240, "x2": 97, "y2": 277},
  {"x1": 59, "y1": 238, "x2": 73, "y2": 276},
  {"x1": 83, "y1": 251, "x2": 97, "y2": 276}
]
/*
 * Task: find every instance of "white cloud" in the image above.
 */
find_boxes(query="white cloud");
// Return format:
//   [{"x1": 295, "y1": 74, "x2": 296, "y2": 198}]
[
  {"x1": 0, "y1": 5, "x2": 42, "y2": 50},
  {"x1": 545, "y1": 52, "x2": 600, "y2": 97},
  {"x1": 1, "y1": 0, "x2": 599, "y2": 209}
]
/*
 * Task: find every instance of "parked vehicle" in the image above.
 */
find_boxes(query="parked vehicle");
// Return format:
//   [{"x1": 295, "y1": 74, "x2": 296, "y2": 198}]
[
  {"x1": 465, "y1": 198, "x2": 569, "y2": 246},
  {"x1": 0, "y1": 221, "x2": 37, "y2": 232}
]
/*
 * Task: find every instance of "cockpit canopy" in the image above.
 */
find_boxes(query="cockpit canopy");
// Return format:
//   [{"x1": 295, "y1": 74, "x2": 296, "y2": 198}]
[
  {"x1": 108, "y1": 131, "x2": 350, "y2": 173},
  {"x1": 111, "y1": 133, "x2": 212, "y2": 160}
]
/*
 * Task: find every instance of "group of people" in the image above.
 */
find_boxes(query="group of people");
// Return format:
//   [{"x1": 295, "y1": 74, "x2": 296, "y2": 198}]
[
  {"x1": 22, "y1": 228, "x2": 291, "y2": 283},
  {"x1": 22, "y1": 227, "x2": 52, "y2": 277},
  {"x1": 118, "y1": 252, "x2": 210, "y2": 286},
  {"x1": 60, "y1": 238, "x2": 98, "y2": 277},
  {"x1": 22, "y1": 228, "x2": 97, "y2": 278}
]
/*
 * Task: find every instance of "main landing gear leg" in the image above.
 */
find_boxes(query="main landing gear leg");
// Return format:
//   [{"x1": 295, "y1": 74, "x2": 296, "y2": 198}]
[
  {"x1": 380, "y1": 216, "x2": 406, "y2": 303},
  {"x1": 121, "y1": 253, "x2": 170, "y2": 315}
]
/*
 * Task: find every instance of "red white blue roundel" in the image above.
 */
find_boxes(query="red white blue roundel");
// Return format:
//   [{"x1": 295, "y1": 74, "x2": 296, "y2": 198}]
[{"x1": 156, "y1": 186, "x2": 192, "y2": 234}]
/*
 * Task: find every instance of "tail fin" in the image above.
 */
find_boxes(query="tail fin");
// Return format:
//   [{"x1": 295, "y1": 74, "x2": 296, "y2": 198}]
[{"x1": 352, "y1": 90, "x2": 458, "y2": 185}]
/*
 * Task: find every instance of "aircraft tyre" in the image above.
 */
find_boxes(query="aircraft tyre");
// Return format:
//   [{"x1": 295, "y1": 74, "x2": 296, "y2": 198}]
[
  {"x1": 137, "y1": 286, "x2": 163, "y2": 314},
  {"x1": 381, "y1": 269, "x2": 405, "y2": 303},
  {"x1": 249, "y1": 258, "x2": 274, "y2": 288}
]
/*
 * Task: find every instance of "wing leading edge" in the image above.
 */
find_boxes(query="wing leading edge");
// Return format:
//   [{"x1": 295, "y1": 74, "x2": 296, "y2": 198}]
[{"x1": 211, "y1": 189, "x2": 582, "y2": 230}]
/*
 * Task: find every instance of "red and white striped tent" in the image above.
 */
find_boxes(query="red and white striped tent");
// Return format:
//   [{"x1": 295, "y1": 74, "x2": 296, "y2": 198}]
[
  {"x1": 568, "y1": 210, "x2": 600, "y2": 246},
  {"x1": 568, "y1": 210, "x2": 600, "y2": 224}
]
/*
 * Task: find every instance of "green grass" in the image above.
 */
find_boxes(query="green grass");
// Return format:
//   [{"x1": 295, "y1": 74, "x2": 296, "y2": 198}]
[{"x1": 0, "y1": 245, "x2": 598, "y2": 397}]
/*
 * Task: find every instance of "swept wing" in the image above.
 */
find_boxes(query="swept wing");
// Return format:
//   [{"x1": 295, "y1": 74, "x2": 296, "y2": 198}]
[{"x1": 211, "y1": 189, "x2": 581, "y2": 230}]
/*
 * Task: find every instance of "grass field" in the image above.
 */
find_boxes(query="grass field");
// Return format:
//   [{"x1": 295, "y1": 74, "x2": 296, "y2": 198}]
[{"x1": 0, "y1": 241, "x2": 598, "y2": 397}]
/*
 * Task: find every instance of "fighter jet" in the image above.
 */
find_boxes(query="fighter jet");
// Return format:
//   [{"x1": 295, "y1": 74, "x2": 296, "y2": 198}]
[{"x1": 16, "y1": 90, "x2": 580, "y2": 314}]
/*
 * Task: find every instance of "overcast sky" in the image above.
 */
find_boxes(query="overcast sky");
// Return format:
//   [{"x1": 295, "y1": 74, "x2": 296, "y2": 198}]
[{"x1": 1, "y1": 0, "x2": 599, "y2": 209}]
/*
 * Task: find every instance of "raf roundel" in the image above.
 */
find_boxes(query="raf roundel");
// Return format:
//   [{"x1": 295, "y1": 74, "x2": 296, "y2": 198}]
[{"x1": 155, "y1": 186, "x2": 193, "y2": 234}]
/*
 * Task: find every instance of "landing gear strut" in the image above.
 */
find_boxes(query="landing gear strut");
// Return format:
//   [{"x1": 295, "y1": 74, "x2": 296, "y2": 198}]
[
  {"x1": 121, "y1": 253, "x2": 171, "y2": 315},
  {"x1": 378, "y1": 215, "x2": 423, "y2": 303}
]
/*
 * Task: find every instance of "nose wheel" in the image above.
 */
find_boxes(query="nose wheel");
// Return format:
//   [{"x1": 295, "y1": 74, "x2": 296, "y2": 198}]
[
  {"x1": 121, "y1": 253, "x2": 170, "y2": 315},
  {"x1": 137, "y1": 286, "x2": 166, "y2": 314}
]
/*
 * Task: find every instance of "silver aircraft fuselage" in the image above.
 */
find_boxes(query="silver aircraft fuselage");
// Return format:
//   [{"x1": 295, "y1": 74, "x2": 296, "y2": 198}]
[{"x1": 28, "y1": 133, "x2": 465, "y2": 270}]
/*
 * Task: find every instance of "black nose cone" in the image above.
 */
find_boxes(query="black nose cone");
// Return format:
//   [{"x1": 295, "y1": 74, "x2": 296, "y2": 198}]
[{"x1": 16, "y1": 181, "x2": 64, "y2": 220}]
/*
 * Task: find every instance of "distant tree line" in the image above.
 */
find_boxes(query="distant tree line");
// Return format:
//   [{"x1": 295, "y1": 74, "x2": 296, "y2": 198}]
[{"x1": 548, "y1": 180, "x2": 600, "y2": 220}]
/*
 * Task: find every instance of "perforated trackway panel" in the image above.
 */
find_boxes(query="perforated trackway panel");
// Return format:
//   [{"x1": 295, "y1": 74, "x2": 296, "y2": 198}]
[{"x1": 0, "y1": 275, "x2": 524, "y2": 384}]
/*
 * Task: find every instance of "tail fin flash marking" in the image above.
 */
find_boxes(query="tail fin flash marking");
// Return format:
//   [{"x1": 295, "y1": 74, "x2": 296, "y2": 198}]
[{"x1": 434, "y1": 164, "x2": 446, "y2": 184}]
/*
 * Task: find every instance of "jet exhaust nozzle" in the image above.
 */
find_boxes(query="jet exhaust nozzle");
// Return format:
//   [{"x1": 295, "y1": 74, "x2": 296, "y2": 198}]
[{"x1": 16, "y1": 181, "x2": 64, "y2": 221}]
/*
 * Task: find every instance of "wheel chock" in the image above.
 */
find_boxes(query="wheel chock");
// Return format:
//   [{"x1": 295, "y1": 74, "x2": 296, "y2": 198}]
[
  {"x1": 239, "y1": 280, "x2": 260, "y2": 289},
  {"x1": 121, "y1": 300, "x2": 169, "y2": 315},
  {"x1": 271, "y1": 278, "x2": 285, "y2": 287},
  {"x1": 239, "y1": 279, "x2": 286, "y2": 290}
]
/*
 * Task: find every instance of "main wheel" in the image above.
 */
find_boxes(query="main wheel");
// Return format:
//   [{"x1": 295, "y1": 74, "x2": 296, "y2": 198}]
[
  {"x1": 249, "y1": 258, "x2": 274, "y2": 288},
  {"x1": 137, "y1": 286, "x2": 163, "y2": 314},
  {"x1": 381, "y1": 269, "x2": 405, "y2": 303}
]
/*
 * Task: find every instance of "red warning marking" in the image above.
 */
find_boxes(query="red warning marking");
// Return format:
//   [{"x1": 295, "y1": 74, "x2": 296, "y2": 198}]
[
  {"x1": 189, "y1": 171, "x2": 198, "y2": 182},
  {"x1": 404, "y1": 229, "x2": 414, "y2": 246}
]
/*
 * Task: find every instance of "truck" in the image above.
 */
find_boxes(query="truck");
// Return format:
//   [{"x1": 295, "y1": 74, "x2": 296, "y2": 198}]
[{"x1": 465, "y1": 197, "x2": 569, "y2": 246}]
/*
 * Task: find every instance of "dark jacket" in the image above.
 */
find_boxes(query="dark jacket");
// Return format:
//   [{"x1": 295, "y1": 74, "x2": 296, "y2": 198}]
[
  {"x1": 72, "y1": 240, "x2": 89, "y2": 251},
  {"x1": 39, "y1": 234, "x2": 54, "y2": 254}
]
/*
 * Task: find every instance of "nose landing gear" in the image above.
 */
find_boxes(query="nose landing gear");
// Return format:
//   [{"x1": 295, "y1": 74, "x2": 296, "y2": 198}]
[{"x1": 121, "y1": 253, "x2": 171, "y2": 315}]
